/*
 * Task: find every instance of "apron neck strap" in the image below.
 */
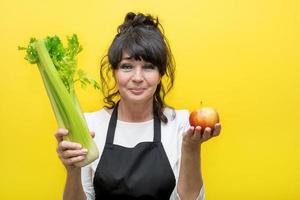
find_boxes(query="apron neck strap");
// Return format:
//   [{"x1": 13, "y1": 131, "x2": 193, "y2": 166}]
[{"x1": 105, "y1": 101, "x2": 161, "y2": 145}]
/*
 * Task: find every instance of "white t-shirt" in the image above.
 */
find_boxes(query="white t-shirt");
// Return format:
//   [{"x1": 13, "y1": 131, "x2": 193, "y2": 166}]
[{"x1": 81, "y1": 107, "x2": 205, "y2": 200}]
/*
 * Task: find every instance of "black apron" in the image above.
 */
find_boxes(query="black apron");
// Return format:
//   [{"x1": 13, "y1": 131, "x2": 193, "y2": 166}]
[{"x1": 93, "y1": 103, "x2": 176, "y2": 200}]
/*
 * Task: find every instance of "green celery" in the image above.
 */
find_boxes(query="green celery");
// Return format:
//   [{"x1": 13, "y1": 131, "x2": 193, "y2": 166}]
[{"x1": 19, "y1": 35, "x2": 99, "y2": 167}]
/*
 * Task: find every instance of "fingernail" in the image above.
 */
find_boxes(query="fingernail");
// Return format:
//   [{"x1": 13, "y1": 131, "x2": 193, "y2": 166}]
[
  {"x1": 82, "y1": 149, "x2": 88, "y2": 153},
  {"x1": 62, "y1": 129, "x2": 68, "y2": 134}
]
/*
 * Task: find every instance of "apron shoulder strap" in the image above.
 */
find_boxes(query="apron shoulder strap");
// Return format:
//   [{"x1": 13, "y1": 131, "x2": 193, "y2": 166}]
[{"x1": 105, "y1": 102, "x2": 118, "y2": 145}]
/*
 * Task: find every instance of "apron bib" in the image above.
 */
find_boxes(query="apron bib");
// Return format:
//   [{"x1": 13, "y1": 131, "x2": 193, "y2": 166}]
[{"x1": 93, "y1": 103, "x2": 176, "y2": 199}]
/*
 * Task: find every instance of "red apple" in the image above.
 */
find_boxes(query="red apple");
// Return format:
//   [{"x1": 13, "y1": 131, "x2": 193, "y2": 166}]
[{"x1": 189, "y1": 107, "x2": 220, "y2": 131}]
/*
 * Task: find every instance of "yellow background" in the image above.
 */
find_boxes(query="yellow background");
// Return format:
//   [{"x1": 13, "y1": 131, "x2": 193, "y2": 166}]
[{"x1": 1, "y1": 0, "x2": 299, "y2": 199}]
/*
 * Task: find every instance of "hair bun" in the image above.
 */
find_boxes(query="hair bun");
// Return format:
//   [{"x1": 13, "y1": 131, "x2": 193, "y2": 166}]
[
  {"x1": 118, "y1": 12, "x2": 158, "y2": 33},
  {"x1": 124, "y1": 12, "x2": 136, "y2": 22}
]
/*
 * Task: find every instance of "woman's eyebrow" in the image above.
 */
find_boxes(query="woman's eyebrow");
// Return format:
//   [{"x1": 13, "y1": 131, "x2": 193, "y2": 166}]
[
  {"x1": 143, "y1": 63, "x2": 154, "y2": 67},
  {"x1": 121, "y1": 56, "x2": 133, "y2": 60}
]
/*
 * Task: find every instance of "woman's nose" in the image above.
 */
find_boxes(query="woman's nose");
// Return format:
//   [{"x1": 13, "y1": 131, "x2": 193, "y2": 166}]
[{"x1": 132, "y1": 68, "x2": 144, "y2": 82}]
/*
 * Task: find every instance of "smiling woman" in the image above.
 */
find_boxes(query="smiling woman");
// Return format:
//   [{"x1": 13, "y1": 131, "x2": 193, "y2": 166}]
[
  {"x1": 100, "y1": 11, "x2": 176, "y2": 124},
  {"x1": 114, "y1": 52, "x2": 161, "y2": 112},
  {"x1": 54, "y1": 11, "x2": 221, "y2": 200}
]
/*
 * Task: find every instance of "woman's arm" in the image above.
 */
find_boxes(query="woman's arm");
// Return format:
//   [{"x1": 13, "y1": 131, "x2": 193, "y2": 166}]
[
  {"x1": 63, "y1": 168, "x2": 87, "y2": 200},
  {"x1": 177, "y1": 124, "x2": 221, "y2": 200},
  {"x1": 177, "y1": 140, "x2": 202, "y2": 200},
  {"x1": 55, "y1": 128, "x2": 94, "y2": 200}
]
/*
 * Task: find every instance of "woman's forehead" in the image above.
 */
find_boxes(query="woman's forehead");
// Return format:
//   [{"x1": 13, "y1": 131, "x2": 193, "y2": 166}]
[{"x1": 121, "y1": 51, "x2": 131, "y2": 59}]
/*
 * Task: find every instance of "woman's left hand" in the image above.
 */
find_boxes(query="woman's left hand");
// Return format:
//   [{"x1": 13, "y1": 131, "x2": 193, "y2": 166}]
[{"x1": 182, "y1": 123, "x2": 221, "y2": 150}]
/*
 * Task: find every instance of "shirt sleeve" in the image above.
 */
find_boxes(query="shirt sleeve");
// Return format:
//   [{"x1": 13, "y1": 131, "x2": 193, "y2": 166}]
[
  {"x1": 174, "y1": 185, "x2": 205, "y2": 200},
  {"x1": 81, "y1": 164, "x2": 95, "y2": 200},
  {"x1": 81, "y1": 112, "x2": 96, "y2": 200},
  {"x1": 173, "y1": 110, "x2": 205, "y2": 200}
]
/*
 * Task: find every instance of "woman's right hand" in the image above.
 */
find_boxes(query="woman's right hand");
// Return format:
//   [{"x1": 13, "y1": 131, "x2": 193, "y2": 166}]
[{"x1": 54, "y1": 128, "x2": 94, "y2": 171}]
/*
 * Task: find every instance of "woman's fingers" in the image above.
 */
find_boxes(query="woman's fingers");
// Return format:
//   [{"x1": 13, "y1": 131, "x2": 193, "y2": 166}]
[
  {"x1": 183, "y1": 127, "x2": 196, "y2": 145},
  {"x1": 90, "y1": 131, "x2": 95, "y2": 138},
  {"x1": 60, "y1": 148, "x2": 88, "y2": 159},
  {"x1": 212, "y1": 123, "x2": 221, "y2": 137},
  {"x1": 54, "y1": 128, "x2": 69, "y2": 143},
  {"x1": 183, "y1": 123, "x2": 222, "y2": 147},
  {"x1": 187, "y1": 127, "x2": 195, "y2": 137},
  {"x1": 201, "y1": 127, "x2": 212, "y2": 142},
  {"x1": 57, "y1": 140, "x2": 82, "y2": 152},
  {"x1": 54, "y1": 128, "x2": 96, "y2": 168},
  {"x1": 61, "y1": 155, "x2": 86, "y2": 166},
  {"x1": 56, "y1": 140, "x2": 86, "y2": 167},
  {"x1": 192, "y1": 126, "x2": 202, "y2": 141}
]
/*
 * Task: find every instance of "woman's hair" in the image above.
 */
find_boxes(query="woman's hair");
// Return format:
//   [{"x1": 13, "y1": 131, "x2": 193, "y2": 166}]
[{"x1": 100, "y1": 12, "x2": 175, "y2": 123}]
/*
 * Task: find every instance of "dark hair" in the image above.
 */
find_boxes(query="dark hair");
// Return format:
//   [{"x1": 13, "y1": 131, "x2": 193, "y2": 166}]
[{"x1": 100, "y1": 12, "x2": 175, "y2": 123}]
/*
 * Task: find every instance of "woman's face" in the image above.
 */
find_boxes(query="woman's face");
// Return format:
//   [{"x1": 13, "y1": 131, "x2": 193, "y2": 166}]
[{"x1": 114, "y1": 52, "x2": 160, "y2": 104}]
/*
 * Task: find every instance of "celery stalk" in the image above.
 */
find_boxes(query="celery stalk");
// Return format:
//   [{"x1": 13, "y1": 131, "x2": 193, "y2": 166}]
[
  {"x1": 37, "y1": 63, "x2": 65, "y2": 128},
  {"x1": 19, "y1": 35, "x2": 100, "y2": 167}
]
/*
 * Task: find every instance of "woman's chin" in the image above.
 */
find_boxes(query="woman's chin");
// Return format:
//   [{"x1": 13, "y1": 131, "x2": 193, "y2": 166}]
[{"x1": 123, "y1": 94, "x2": 153, "y2": 104}]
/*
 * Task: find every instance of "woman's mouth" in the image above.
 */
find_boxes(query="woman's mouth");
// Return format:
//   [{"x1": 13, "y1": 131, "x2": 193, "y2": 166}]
[{"x1": 129, "y1": 88, "x2": 145, "y2": 95}]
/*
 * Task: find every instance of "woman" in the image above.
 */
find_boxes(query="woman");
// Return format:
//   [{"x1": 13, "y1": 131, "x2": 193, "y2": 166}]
[{"x1": 55, "y1": 12, "x2": 221, "y2": 200}]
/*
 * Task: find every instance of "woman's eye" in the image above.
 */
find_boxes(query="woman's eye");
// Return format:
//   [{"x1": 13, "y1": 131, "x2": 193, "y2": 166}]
[
  {"x1": 143, "y1": 64, "x2": 156, "y2": 70},
  {"x1": 119, "y1": 64, "x2": 133, "y2": 71}
]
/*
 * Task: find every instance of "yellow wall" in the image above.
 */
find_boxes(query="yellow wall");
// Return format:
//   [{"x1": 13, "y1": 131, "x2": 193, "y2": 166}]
[{"x1": 1, "y1": 0, "x2": 299, "y2": 199}]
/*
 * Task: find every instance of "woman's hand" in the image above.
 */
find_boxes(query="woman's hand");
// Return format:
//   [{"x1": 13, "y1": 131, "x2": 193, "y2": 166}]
[
  {"x1": 182, "y1": 123, "x2": 221, "y2": 151},
  {"x1": 177, "y1": 124, "x2": 221, "y2": 199},
  {"x1": 54, "y1": 128, "x2": 95, "y2": 171}
]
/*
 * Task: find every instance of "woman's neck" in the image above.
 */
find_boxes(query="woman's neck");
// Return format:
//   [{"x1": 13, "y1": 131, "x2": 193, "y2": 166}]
[{"x1": 118, "y1": 99, "x2": 153, "y2": 122}]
